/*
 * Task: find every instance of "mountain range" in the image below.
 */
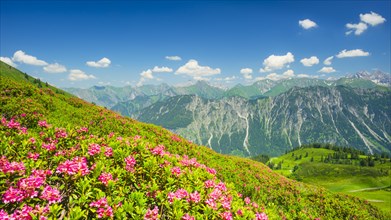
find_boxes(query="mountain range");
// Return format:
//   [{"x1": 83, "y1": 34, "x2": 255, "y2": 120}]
[{"x1": 64, "y1": 71, "x2": 391, "y2": 156}]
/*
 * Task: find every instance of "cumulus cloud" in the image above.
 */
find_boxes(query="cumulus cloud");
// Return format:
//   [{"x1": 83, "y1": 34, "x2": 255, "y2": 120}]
[
  {"x1": 346, "y1": 22, "x2": 368, "y2": 35},
  {"x1": 175, "y1": 59, "x2": 221, "y2": 79},
  {"x1": 240, "y1": 68, "x2": 253, "y2": 80},
  {"x1": 0, "y1": 57, "x2": 17, "y2": 67},
  {"x1": 12, "y1": 50, "x2": 48, "y2": 66},
  {"x1": 86, "y1": 57, "x2": 111, "y2": 68},
  {"x1": 300, "y1": 56, "x2": 319, "y2": 67},
  {"x1": 165, "y1": 56, "x2": 182, "y2": 61},
  {"x1": 259, "y1": 52, "x2": 294, "y2": 72},
  {"x1": 151, "y1": 66, "x2": 173, "y2": 73},
  {"x1": 360, "y1": 12, "x2": 386, "y2": 26},
  {"x1": 259, "y1": 69, "x2": 295, "y2": 81},
  {"x1": 299, "y1": 19, "x2": 318, "y2": 29},
  {"x1": 140, "y1": 69, "x2": 154, "y2": 79},
  {"x1": 318, "y1": 67, "x2": 336, "y2": 73},
  {"x1": 68, "y1": 69, "x2": 96, "y2": 81},
  {"x1": 282, "y1": 69, "x2": 295, "y2": 77},
  {"x1": 336, "y1": 49, "x2": 370, "y2": 58},
  {"x1": 346, "y1": 12, "x2": 386, "y2": 35},
  {"x1": 323, "y1": 56, "x2": 334, "y2": 65},
  {"x1": 43, "y1": 63, "x2": 67, "y2": 73}
]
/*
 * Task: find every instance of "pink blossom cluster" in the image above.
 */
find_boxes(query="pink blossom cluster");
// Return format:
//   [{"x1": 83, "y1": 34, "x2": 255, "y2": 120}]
[
  {"x1": 38, "y1": 120, "x2": 49, "y2": 128},
  {"x1": 220, "y1": 212, "x2": 233, "y2": 220},
  {"x1": 167, "y1": 189, "x2": 200, "y2": 204},
  {"x1": 180, "y1": 155, "x2": 201, "y2": 168},
  {"x1": 88, "y1": 143, "x2": 101, "y2": 156},
  {"x1": 150, "y1": 145, "x2": 166, "y2": 156},
  {"x1": 124, "y1": 155, "x2": 136, "y2": 172},
  {"x1": 42, "y1": 142, "x2": 56, "y2": 151},
  {"x1": 55, "y1": 128, "x2": 68, "y2": 138},
  {"x1": 206, "y1": 167, "x2": 217, "y2": 175},
  {"x1": 170, "y1": 166, "x2": 181, "y2": 176},
  {"x1": 0, "y1": 156, "x2": 25, "y2": 175},
  {"x1": 171, "y1": 135, "x2": 181, "y2": 142},
  {"x1": 104, "y1": 147, "x2": 113, "y2": 157},
  {"x1": 40, "y1": 186, "x2": 62, "y2": 204},
  {"x1": 89, "y1": 197, "x2": 113, "y2": 218},
  {"x1": 182, "y1": 213, "x2": 195, "y2": 220},
  {"x1": 255, "y1": 212, "x2": 268, "y2": 220},
  {"x1": 0, "y1": 204, "x2": 49, "y2": 220},
  {"x1": 133, "y1": 135, "x2": 142, "y2": 141},
  {"x1": 6, "y1": 118, "x2": 20, "y2": 129},
  {"x1": 98, "y1": 172, "x2": 114, "y2": 186},
  {"x1": 144, "y1": 206, "x2": 159, "y2": 220},
  {"x1": 77, "y1": 127, "x2": 88, "y2": 133},
  {"x1": 56, "y1": 156, "x2": 89, "y2": 176}
]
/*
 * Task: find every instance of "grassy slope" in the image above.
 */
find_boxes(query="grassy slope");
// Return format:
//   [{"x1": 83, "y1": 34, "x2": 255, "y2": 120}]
[
  {"x1": 270, "y1": 147, "x2": 391, "y2": 213},
  {"x1": 0, "y1": 61, "x2": 389, "y2": 219}
]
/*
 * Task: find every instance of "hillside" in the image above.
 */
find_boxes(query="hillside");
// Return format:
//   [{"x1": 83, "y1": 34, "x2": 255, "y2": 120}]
[
  {"x1": 138, "y1": 86, "x2": 391, "y2": 156},
  {"x1": 268, "y1": 145, "x2": 391, "y2": 213},
  {"x1": 0, "y1": 61, "x2": 389, "y2": 219}
]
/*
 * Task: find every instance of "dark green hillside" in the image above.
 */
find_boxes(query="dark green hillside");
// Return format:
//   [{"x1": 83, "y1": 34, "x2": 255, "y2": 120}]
[
  {"x1": 0, "y1": 61, "x2": 389, "y2": 219},
  {"x1": 269, "y1": 145, "x2": 391, "y2": 213}
]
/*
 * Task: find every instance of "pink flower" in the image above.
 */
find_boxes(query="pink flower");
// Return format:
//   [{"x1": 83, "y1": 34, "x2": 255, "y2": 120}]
[
  {"x1": 167, "y1": 192, "x2": 176, "y2": 203},
  {"x1": 150, "y1": 145, "x2": 165, "y2": 156},
  {"x1": 206, "y1": 167, "x2": 216, "y2": 175},
  {"x1": 27, "y1": 152, "x2": 40, "y2": 161},
  {"x1": 38, "y1": 120, "x2": 49, "y2": 128},
  {"x1": 244, "y1": 197, "x2": 251, "y2": 205},
  {"x1": 205, "y1": 198, "x2": 217, "y2": 210},
  {"x1": 189, "y1": 191, "x2": 200, "y2": 203},
  {"x1": 175, "y1": 188, "x2": 189, "y2": 199},
  {"x1": 216, "y1": 182, "x2": 227, "y2": 191},
  {"x1": 77, "y1": 127, "x2": 88, "y2": 133},
  {"x1": 17, "y1": 175, "x2": 45, "y2": 198},
  {"x1": 255, "y1": 212, "x2": 268, "y2": 220},
  {"x1": 171, "y1": 166, "x2": 181, "y2": 176},
  {"x1": 20, "y1": 113, "x2": 26, "y2": 117},
  {"x1": 144, "y1": 206, "x2": 159, "y2": 220},
  {"x1": 7, "y1": 119, "x2": 20, "y2": 129},
  {"x1": 209, "y1": 188, "x2": 222, "y2": 200},
  {"x1": 220, "y1": 212, "x2": 233, "y2": 220},
  {"x1": 29, "y1": 137, "x2": 36, "y2": 144},
  {"x1": 2, "y1": 187, "x2": 24, "y2": 203},
  {"x1": 40, "y1": 186, "x2": 62, "y2": 204},
  {"x1": 125, "y1": 155, "x2": 136, "y2": 172},
  {"x1": 182, "y1": 213, "x2": 195, "y2": 220},
  {"x1": 171, "y1": 135, "x2": 181, "y2": 142},
  {"x1": 237, "y1": 209, "x2": 243, "y2": 216},
  {"x1": 98, "y1": 172, "x2": 114, "y2": 186},
  {"x1": 252, "y1": 202, "x2": 259, "y2": 209},
  {"x1": 221, "y1": 196, "x2": 232, "y2": 210},
  {"x1": 88, "y1": 143, "x2": 101, "y2": 156},
  {"x1": 56, "y1": 156, "x2": 89, "y2": 176},
  {"x1": 104, "y1": 147, "x2": 113, "y2": 157},
  {"x1": 204, "y1": 180, "x2": 215, "y2": 188},
  {"x1": 42, "y1": 142, "x2": 56, "y2": 151},
  {"x1": 90, "y1": 198, "x2": 113, "y2": 218},
  {"x1": 55, "y1": 128, "x2": 67, "y2": 138},
  {"x1": 0, "y1": 209, "x2": 9, "y2": 219},
  {"x1": 133, "y1": 135, "x2": 141, "y2": 141},
  {"x1": 11, "y1": 204, "x2": 33, "y2": 220},
  {"x1": 0, "y1": 157, "x2": 25, "y2": 175}
]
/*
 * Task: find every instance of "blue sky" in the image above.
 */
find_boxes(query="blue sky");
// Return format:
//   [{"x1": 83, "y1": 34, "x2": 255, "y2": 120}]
[{"x1": 1, "y1": 0, "x2": 390, "y2": 88}]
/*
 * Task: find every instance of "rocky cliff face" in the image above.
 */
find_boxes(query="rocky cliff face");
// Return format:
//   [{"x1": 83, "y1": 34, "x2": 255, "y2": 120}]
[{"x1": 138, "y1": 86, "x2": 391, "y2": 156}]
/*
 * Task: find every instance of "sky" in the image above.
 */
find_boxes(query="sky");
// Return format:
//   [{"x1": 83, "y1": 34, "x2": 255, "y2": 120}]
[{"x1": 1, "y1": 0, "x2": 390, "y2": 88}]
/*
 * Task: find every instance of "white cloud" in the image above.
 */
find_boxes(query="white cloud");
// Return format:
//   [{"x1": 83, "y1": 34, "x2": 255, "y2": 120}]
[
  {"x1": 297, "y1": 74, "x2": 311, "y2": 78},
  {"x1": 176, "y1": 59, "x2": 221, "y2": 79},
  {"x1": 282, "y1": 69, "x2": 295, "y2": 77},
  {"x1": 193, "y1": 76, "x2": 210, "y2": 81},
  {"x1": 0, "y1": 57, "x2": 17, "y2": 67},
  {"x1": 216, "y1": 76, "x2": 237, "y2": 82},
  {"x1": 12, "y1": 50, "x2": 47, "y2": 66},
  {"x1": 240, "y1": 68, "x2": 253, "y2": 80},
  {"x1": 151, "y1": 66, "x2": 173, "y2": 73},
  {"x1": 165, "y1": 56, "x2": 182, "y2": 61},
  {"x1": 336, "y1": 49, "x2": 370, "y2": 58},
  {"x1": 43, "y1": 63, "x2": 67, "y2": 73},
  {"x1": 299, "y1": 19, "x2": 318, "y2": 29},
  {"x1": 68, "y1": 69, "x2": 96, "y2": 81},
  {"x1": 323, "y1": 56, "x2": 334, "y2": 65},
  {"x1": 86, "y1": 57, "x2": 111, "y2": 68},
  {"x1": 346, "y1": 22, "x2": 368, "y2": 35},
  {"x1": 140, "y1": 69, "x2": 154, "y2": 79},
  {"x1": 346, "y1": 12, "x2": 386, "y2": 36},
  {"x1": 318, "y1": 67, "x2": 336, "y2": 73},
  {"x1": 300, "y1": 56, "x2": 319, "y2": 67},
  {"x1": 360, "y1": 12, "x2": 386, "y2": 26},
  {"x1": 260, "y1": 52, "x2": 294, "y2": 72}
]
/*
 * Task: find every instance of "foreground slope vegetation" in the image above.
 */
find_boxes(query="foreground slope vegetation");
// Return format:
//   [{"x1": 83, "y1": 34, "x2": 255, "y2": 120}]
[{"x1": 0, "y1": 61, "x2": 388, "y2": 219}]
